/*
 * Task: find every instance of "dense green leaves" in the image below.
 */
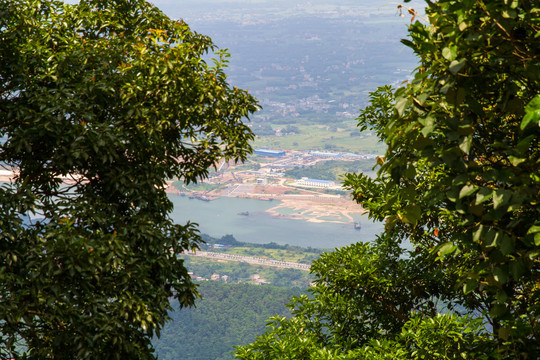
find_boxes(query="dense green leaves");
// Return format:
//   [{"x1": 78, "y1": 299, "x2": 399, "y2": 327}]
[
  {"x1": 237, "y1": 0, "x2": 539, "y2": 359},
  {"x1": 0, "y1": 0, "x2": 258, "y2": 359},
  {"x1": 236, "y1": 242, "x2": 494, "y2": 360},
  {"x1": 154, "y1": 282, "x2": 301, "y2": 360},
  {"x1": 354, "y1": 0, "x2": 540, "y2": 356}
]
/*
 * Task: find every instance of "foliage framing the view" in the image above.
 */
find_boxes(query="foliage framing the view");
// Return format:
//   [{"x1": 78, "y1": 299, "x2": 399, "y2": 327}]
[
  {"x1": 0, "y1": 0, "x2": 258, "y2": 358},
  {"x1": 236, "y1": 0, "x2": 539, "y2": 359}
]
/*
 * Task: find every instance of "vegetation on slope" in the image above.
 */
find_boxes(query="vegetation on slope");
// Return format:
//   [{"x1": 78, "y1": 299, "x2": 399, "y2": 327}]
[
  {"x1": 154, "y1": 282, "x2": 303, "y2": 360},
  {"x1": 284, "y1": 159, "x2": 377, "y2": 182}
]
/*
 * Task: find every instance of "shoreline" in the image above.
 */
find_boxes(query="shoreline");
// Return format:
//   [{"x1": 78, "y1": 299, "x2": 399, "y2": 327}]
[
  {"x1": 3, "y1": 175, "x2": 365, "y2": 226},
  {"x1": 264, "y1": 197, "x2": 365, "y2": 225},
  {"x1": 167, "y1": 185, "x2": 365, "y2": 225}
]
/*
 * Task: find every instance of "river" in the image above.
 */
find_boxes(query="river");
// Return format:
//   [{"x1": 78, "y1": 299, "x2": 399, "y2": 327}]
[
  {"x1": 169, "y1": 195, "x2": 383, "y2": 249},
  {"x1": 0, "y1": 180, "x2": 383, "y2": 250}
]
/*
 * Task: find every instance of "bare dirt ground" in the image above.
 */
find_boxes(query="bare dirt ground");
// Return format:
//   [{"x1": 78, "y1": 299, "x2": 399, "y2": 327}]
[
  {"x1": 220, "y1": 182, "x2": 364, "y2": 224},
  {"x1": 266, "y1": 196, "x2": 365, "y2": 224}
]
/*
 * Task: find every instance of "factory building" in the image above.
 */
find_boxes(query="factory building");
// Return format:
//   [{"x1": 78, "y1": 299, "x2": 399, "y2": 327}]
[
  {"x1": 254, "y1": 149, "x2": 286, "y2": 157},
  {"x1": 296, "y1": 177, "x2": 336, "y2": 188}
]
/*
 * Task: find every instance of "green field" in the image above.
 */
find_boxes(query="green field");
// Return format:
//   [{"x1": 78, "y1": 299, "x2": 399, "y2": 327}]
[{"x1": 252, "y1": 122, "x2": 385, "y2": 154}]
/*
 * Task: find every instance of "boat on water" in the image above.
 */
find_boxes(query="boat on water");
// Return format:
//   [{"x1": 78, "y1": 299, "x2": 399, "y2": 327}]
[
  {"x1": 354, "y1": 222, "x2": 361, "y2": 230},
  {"x1": 237, "y1": 211, "x2": 249, "y2": 216}
]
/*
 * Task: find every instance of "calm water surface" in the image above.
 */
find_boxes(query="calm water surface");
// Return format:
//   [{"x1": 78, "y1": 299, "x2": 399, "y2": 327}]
[
  {"x1": 169, "y1": 195, "x2": 383, "y2": 249},
  {"x1": 0, "y1": 180, "x2": 382, "y2": 249}
]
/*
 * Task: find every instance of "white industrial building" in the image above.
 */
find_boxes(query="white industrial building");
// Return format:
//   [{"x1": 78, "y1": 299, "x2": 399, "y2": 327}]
[{"x1": 296, "y1": 177, "x2": 336, "y2": 188}]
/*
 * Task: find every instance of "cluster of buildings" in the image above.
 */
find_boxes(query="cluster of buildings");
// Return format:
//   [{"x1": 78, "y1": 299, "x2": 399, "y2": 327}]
[{"x1": 250, "y1": 148, "x2": 377, "y2": 190}]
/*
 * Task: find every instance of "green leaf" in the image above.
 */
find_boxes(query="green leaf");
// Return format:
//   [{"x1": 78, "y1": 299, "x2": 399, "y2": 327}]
[
  {"x1": 527, "y1": 225, "x2": 540, "y2": 234},
  {"x1": 473, "y1": 225, "x2": 484, "y2": 243},
  {"x1": 447, "y1": 87, "x2": 466, "y2": 106},
  {"x1": 459, "y1": 135, "x2": 472, "y2": 154},
  {"x1": 521, "y1": 95, "x2": 540, "y2": 130},
  {"x1": 416, "y1": 92, "x2": 429, "y2": 105},
  {"x1": 438, "y1": 242, "x2": 457, "y2": 256},
  {"x1": 493, "y1": 189, "x2": 511, "y2": 210},
  {"x1": 499, "y1": 235, "x2": 514, "y2": 255},
  {"x1": 508, "y1": 156, "x2": 526, "y2": 166},
  {"x1": 509, "y1": 261, "x2": 525, "y2": 280},
  {"x1": 457, "y1": 124, "x2": 474, "y2": 135},
  {"x1": 475, "y1": 187, "x2": 493, "y2": 205},
  {"x1": 516, "y1": 135, "x2": 535, "y2": 153},
  {"x1": 463, "y1": 279, "x2": 477, "y2": 294},
  {"x1": 395, "y1": 97, "x2": 408, "y2": 116},
  {"x1": 490, "y1": 304, "x2": 508, "y2": 318},
  {"x1": 421, "y1": 116, "x2": 436, "y2": 136},
  {"x1": 401, "y1": 204, "x2": 422, "y2": 225},
  {"x1": 448, "y1": 59, "x2": 466, "y2": 74},
  {"x1": 493, "y1": 267, "x2": 508, "y2": 284},
  {"x1": 467, "y1": 204, "x2": 483, "y2": 216},
  {"x1": 459, "y1": 184, "x2": 478, "y2": 198},
  {"x1": 498, "y1": 327, "x2": 512, "y2": 340},
  {"x1": 442, "y1": 47, "x2": 456, "y2": 61}
]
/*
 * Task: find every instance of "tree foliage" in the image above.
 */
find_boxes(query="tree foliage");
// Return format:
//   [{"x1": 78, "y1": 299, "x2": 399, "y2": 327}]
[
  {"x1": 154, "y1": 282, "x2": 302, "y2": 360},
  {"x1": 236, "y1": 0, "x2": 539, "y2": 358},
  {"x1": 0, "y1": 0, "x2": 258, "y2": 358}
]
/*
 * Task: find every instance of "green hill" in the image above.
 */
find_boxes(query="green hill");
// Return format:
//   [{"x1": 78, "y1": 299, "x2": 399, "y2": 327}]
[{"x1": 154, "y1": 282, "x2": 303, "y2": 360}]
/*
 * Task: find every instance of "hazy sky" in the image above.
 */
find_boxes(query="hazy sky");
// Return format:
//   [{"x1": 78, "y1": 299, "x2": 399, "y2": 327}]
[{"x1": 147, "y1": 0, "x2": 427, "y2": 24}]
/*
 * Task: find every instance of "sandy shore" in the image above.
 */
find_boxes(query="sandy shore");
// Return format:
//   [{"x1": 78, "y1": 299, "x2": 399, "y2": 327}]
[
  {"x1": 265, "y1": 196, "x2": 365, "y2": 224},
  {"x1": 165, "y1": 180, "x2": 366, "y2": 225}
]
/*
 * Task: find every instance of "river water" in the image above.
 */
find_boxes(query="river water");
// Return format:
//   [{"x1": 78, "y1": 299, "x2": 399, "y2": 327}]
[
  {"x1": 0, "y1": 179, "x2": 382, "y2": 249},
  {"x1": 169, "y1": 195, "x2": 383, "y2": 250}
]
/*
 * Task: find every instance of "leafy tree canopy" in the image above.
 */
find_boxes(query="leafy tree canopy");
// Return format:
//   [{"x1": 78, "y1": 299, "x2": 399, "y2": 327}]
[
  {"x1": 154, "y1": 281, "x2": 302, "y2": 360},
  {"x1": 236, "y1": 0, "x2": 539, "y2": 359},
  {"x1": 0, "y1": 0, "x2": 258, "y2": 358}
]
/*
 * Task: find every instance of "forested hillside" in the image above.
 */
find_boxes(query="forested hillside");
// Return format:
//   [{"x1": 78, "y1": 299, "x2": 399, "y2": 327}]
[{"x1": 153, "y1": 282, "x2": 302, "y2": 360}]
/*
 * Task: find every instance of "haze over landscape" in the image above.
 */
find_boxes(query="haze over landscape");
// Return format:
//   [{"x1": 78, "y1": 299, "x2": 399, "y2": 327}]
[
  {"x1": 3, "y1": 0, "x2": 537, "y2": 359},
  {"x1": 151, "y1": 0, "x2": 422, "y2": 245},
  {"x1": 147, "y1": 1, "x2": 424, "y2": 358}
]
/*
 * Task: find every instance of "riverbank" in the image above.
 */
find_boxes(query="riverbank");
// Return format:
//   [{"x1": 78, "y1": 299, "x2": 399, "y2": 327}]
[
  {"x1": 2, "y1": 171, "x2": 365, "y2": 226},
  {"x1": 169, "y1": 195, "x2": 381, "y2": 248},
  {"x1": 265, "y1": 196, "x2": 364, "y2": 224},
  {"x1": 167, "y1": 181, "x2": 365, "y2": 225}
]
